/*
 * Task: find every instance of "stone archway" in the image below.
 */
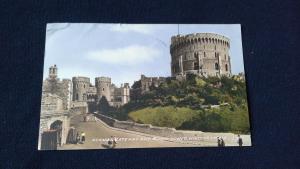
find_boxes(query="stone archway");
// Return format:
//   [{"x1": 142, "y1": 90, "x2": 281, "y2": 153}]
[
  {"x1": 50, "y1": 120, "x2": 63, "y2": 146},
  {"x1": 40, "y1": 119, "x2": 63, "y2": 150}
]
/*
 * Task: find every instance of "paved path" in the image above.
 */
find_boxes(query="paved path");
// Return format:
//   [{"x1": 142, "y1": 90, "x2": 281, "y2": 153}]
[{"x1": 60, "y1": 114, "x2": 211, "y2": 150}]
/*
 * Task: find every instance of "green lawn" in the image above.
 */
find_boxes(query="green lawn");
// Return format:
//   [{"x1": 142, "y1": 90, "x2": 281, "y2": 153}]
[{"x1": 128, "y1": 106, "x2": 198, "y2": 128}]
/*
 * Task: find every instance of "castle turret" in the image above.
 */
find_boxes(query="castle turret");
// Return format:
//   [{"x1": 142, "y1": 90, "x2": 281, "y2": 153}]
[
  {"x1": 170, "y1": 33, "x2": 231, "y2": 77},
  {"x1": 95, "y1": 77, "x2": 111, "y2": 103},
  {"x1": 72, "y1": 77, "x2": 90, "y2": 101},
  {"x1": 121, "y1": 83, "x2": 130, "y2": 104},
  {"x1": 49, "y1": 64, "x2": 58, "y2": 79}
]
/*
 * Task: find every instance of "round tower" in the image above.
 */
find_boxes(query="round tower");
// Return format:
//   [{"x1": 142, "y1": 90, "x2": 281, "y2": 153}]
[
  {"x1": 95, "y1": 77, "x2": 111, "y2": 102},
  {"x1": 72, "y1": 77, "x2": 90, "y2": 101},
  {"x1": 170, "y1": 33, "x2": 231, "y2": 77}
]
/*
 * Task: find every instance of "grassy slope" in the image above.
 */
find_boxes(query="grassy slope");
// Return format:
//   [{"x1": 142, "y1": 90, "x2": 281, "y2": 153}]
[
  {"x1": 128, "y1": 106, "x2": 198, "y2": 128},
  {"x1": 120, "y1": 76, "x2": 250, "y2": 133}
]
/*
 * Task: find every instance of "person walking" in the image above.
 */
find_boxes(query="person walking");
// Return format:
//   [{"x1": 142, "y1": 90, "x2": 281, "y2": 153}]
[
  {"x1": 237, "y1": 134, "x2": 243, "y2": 147},
  {"x1": 220, "y1": 138, "x2": 225, "y2": 147},
  {"x1": 108, "y1": 136, "x2": 117, "y2": 148},
  {"x1": 81, "y1": 132, "x2": 86, "y2": 143},
  {"x1": 76, "y1": 132, "x2": 80, "y2": 144},
  {"x1": 217, "y1": 137, "x2": 222, "y2": 147},
  {"x1": 112, "y1": 136, "x2": 117, "y2": 148}
]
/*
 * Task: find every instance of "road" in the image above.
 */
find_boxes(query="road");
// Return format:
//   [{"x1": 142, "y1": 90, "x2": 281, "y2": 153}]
[{"x1": 59, "y1": 114, "x2": 210, "y2": 150}]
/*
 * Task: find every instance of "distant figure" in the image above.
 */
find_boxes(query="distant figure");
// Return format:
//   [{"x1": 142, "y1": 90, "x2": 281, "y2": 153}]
[
  {"x1": 237, "y1": 134, "x2": 243, "y2": 146},
  {"x1": 76, "y1": 132, "x2": 80, "y2": 144},
  {"x1": 112, "y1": 136, "x2": 117, "y2": 148},
  {"x1": 217, "y1": 137, "x2": 222, "y2": 147},
  {"x1": 81, "y1": 132, "x2": 86, "y2": 143},
  {"x1": 220, "y1": 138, "x2": 225, "y2": 147},
  {"x1": 108, "y1": 136, "x2": 117, "y2": 148}
]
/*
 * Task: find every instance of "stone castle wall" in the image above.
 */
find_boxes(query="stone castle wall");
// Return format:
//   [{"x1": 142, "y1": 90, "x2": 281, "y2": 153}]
[
  {"x1": 39, "y1": 92, "x2": 70, "y2": 150},
  {"x1": 170, "y1": 33, "x2": 231, "y2": 77},
  {"x1": 42, "y1": 78, "x2": 73, "y2": 110},
  {"x1": 140, "y1": 75, "x2": 166, "y2": 93},
  {"x1": 41, "y1": 93, "x2": 64, "y2": 111}
]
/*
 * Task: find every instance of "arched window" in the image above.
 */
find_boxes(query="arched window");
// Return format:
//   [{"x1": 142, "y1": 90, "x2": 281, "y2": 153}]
[
  {"x1": 204, "y1": 52, "x2": 206, "y2": 57},
  {"x1": 215, "y1": 52, "x2": 219, "y2": 58},
  {"x1": 225, "y1": 64, "x2": 228, "y2": 71},
  {"x1": 215, "y1": 63, "x2": 219, "y2": 70},
  {"x1": 76, "y1": 94, "x2": 79, "y2": 100},
  {"x1": 194, "y1": 52, "x2": 198, "y2": 59}
]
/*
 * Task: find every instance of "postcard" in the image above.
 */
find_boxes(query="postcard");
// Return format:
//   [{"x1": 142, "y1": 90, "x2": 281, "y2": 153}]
[{"x1": 38, "y1": 23, "x2": 251, "y2": 150}]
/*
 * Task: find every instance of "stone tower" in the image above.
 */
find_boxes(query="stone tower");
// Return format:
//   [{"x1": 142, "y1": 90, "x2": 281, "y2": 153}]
[
  {"x1": 72, "y1": 77, "x2": 90, "y2": 101},
  {"x1": 49, "y1": 64, "x2": 58, "y2": 79},
  {"x1": 121, "y1": 83, "x2": 130, "y2": 104},
  {"x1": 95, "y1": 77, "x2": 111, "y2": 103},
  {"x1": 170, "y1": 33, "x2": 231, "y2": 77}
]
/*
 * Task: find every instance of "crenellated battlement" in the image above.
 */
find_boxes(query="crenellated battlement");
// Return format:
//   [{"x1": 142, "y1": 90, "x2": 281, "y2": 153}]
[
  {"x1": 72, "y1": 76, "x2": 90, "y2": 83},
  {"x1": 171, "y1": 33, "x2": 230, "y2": 50},
  {"x1": 95, "y1": 77, "x2": 111, "y2": 83}
]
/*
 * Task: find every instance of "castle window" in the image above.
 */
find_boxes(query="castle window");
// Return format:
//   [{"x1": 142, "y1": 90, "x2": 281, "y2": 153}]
[
  {"x1": 225, "y1": 64, "x2": 228, "y2": 71},
  {"x1": 83, "y1": 84, "x2": 85, "y2": 88},
  {"x1": 76, "y1": 94, "x2": 79, "y2": 100},
  {"x1": 194, "y1": 62, "x2": 199, "y2": 70},
  {"x1": 194, "y1": 52, "x2": 198, "y2": 59},
  {"x1": 215, "y1": 63, "x2": 219, "y2": 70},
  {"x1": 215, "y1": 45, "x2": 216, "y2": 50},
  {"x1": 102, "y1": 88, "x2": 104, "y2": 91},
  {"x1": 204, "y1": 52, "x2": 206, "y2": 57}
]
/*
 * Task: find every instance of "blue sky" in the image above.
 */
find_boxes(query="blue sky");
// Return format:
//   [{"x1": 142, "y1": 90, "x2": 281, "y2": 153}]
[{"x1": 44, "y1": 23, "x2": 245, "y2": 87}]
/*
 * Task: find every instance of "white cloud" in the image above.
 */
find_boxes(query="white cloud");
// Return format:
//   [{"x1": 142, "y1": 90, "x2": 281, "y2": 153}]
[
  {"x1": 87, "y1": 45, "x2": 161, "y2": 65},
  {"x1": 109, "y1": 24, "x2": 157, "y2": 34}
]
